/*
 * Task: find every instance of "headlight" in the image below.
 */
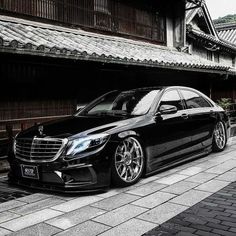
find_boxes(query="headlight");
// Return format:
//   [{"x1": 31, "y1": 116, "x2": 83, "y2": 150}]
[
  {"x1": 66, "y1": 133, "x2": 110, "y2": 156},
  {"x1": 13, "y1": 132, "x2": 19, "y2": 155}
]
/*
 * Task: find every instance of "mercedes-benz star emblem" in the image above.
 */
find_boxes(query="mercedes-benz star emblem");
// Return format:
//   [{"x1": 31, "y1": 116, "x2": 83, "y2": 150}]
[{"x1": 38, "y1": 125, "x2": 44, "y2": 136}]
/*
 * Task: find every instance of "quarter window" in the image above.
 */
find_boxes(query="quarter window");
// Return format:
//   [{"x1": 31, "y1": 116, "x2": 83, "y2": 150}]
[
  {"x1": 181, "y1": 90, "x2": 211, "y2": 109},
  {"x1": 159, "y1": 90, "x2": 184, "y2": 111}
]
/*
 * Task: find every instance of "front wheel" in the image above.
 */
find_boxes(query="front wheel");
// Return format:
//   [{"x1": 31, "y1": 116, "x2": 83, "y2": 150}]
[
  {"x1": 111, "y1": 137, "x2": 144, "y2": 187},
  {"x1": 212, "y1": 121, "x2": 227, "y2": 152}
]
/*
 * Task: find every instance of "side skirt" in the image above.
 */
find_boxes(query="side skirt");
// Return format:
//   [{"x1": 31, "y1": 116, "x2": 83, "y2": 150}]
[{"x1": 144, "y1": 147, "x2": 211, "y2": 178}]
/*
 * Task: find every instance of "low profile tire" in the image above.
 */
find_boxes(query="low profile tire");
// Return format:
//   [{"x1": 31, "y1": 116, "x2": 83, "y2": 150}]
[
  {"x1": 212, "y1": 121, "x2": 227, "y2": 152},
  {"x1": 111, "y1": 137, "x2": 145, "y2": 187}
]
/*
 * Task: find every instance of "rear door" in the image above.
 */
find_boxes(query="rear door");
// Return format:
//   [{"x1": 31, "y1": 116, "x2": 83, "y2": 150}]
[{"x1": 179, "y1": 89, "x2": 216, "y2": 151}]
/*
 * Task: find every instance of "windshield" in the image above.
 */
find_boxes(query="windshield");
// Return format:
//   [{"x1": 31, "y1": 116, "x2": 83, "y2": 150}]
[{"x1": 76, "y1": 89, "x2": 160, "y2": 117}]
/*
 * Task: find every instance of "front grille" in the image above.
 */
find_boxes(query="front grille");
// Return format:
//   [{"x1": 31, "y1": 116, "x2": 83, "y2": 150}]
[{"x1": 15, "y1": 137, "x2": 67, "y2": 162}]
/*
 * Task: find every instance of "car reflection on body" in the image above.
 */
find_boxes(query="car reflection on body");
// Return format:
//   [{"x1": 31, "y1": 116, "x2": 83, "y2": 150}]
[{"x1": 8, "y1": 86, "x2": 230, "y2": 192}]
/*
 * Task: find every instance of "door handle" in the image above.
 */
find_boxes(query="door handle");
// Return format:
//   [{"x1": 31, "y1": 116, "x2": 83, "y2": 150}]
[{"x1": 181, "y1": 113, "x2": 189, "y2": 119}]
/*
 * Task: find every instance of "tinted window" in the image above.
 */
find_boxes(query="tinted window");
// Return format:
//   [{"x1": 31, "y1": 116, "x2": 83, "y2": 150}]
[
  {"x1": 181, "y1": 90, "x2": 211, "y2": 109},
  {"x1": 159, "y1": 90, "x2": 184, "y2": 111},
  {"x1": 78, "y1": 90, "x2": 161, "y2": 116}
]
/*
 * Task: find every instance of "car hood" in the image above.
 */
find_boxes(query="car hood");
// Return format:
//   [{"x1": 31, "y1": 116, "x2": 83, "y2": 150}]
[{"x1": 16, "y1": 115, "x2": 139, "y2": 139}]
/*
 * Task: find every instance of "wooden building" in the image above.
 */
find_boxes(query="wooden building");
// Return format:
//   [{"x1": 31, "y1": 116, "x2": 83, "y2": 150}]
[
  {"x1": 0, "y1": 0, "x2": 235, "y2": 157},
  {"x1": 185, "y1": 1, "x2": 236, "y2": 101}
]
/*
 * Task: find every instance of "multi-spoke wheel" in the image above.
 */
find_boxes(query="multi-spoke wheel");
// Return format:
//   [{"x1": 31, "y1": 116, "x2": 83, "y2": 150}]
[
  {"x1": 111, "y1": 137, "x2": 144, "y2": 186},
  {"x1": 212, "y1": 121, "x2": 227, "y2": 152}
]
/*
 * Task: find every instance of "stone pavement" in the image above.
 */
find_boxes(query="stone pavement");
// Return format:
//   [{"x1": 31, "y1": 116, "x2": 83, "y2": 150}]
[
  {"x1": 144, "y1": 181, "x2": 236, "y2": 236},
  {"x1": 0, "y1": 137, "x2": 236, "y2": 236}
]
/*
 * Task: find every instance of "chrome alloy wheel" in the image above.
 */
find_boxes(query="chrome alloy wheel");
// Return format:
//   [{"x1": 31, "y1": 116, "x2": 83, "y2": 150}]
[
  {"x1": 214, "y1": 122, "x2": 226, "y2": 150},
  {"x1": 114, "y1": 137, "x2": 144, "y2": 183}
]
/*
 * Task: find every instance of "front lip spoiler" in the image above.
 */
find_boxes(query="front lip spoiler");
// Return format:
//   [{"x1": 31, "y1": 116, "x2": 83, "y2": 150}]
[{"x1": 8, "y1": 175, "x2": 108, "y2": 194}]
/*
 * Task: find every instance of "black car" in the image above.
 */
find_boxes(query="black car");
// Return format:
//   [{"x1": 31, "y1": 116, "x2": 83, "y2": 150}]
[{"x1": 8, "y1": 86, "x2": 230, "y2": 192}]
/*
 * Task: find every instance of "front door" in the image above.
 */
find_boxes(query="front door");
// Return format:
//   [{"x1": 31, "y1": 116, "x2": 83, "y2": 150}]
[{"x1": 147, "y1": 89, "x2": 190, "y2": 172}]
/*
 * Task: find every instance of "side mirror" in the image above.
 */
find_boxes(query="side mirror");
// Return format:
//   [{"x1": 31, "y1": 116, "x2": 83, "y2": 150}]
[
  {"x1": 159, "y1": 105, "x2": 178, "y2": 115},
  {"x1": 76, "y1": 105, "x2": 85, "y2": 113}
]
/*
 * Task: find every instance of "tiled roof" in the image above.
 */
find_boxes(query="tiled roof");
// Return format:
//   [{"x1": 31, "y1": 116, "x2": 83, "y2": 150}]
[
  {"x1": 187, "y1": 25, "x2": 236, "y2": 52},
  {"x1": 216, "y1": 22, "x2": 236, "y2": 45},
  {"x1": 0, "y1": 15, "x2": 233, "y2": 73}
]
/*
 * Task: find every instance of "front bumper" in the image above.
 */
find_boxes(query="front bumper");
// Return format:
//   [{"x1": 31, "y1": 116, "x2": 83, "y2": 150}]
[{"x1": 8, "y1": 151, "x2": 112, "y2": 193}]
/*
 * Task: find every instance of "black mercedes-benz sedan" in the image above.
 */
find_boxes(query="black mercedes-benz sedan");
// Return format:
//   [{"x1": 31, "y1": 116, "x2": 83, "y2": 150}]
[{"x1": 8, "y1": 86, "x2": 230, "y2": 192}]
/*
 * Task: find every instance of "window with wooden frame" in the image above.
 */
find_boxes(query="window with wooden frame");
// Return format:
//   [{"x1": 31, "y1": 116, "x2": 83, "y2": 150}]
[
  {"x1": 94, "y1": 0, "x2": 111, "y2": 29},
  {"x1": 232, "y1": 56, "x2": 236, "y2": 68},
  {"x1": 214, "y1": 52, "x2": 220, "y2": 63},
  {"x1": 207, "y1": 51, "x2": 213, "y2": 61}
]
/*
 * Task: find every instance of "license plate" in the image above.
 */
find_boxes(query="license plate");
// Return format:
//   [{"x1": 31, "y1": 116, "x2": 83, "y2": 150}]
[{"x1": 21, "y1": 165, "x2": 39, "y2": 179}]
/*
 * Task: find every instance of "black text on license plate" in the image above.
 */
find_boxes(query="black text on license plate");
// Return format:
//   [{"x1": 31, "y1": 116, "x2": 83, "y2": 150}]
[{"x1": 21, "y1": 165, "x2": 39, "y2": 179}]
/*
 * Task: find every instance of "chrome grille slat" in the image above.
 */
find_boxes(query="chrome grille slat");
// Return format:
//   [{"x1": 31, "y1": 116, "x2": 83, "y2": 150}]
[{"x1": 15, "y1": 137, "x2": 67, "y2": 162}]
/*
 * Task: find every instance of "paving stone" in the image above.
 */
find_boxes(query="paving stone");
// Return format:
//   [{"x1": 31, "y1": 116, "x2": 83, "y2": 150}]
[
  {"x1": 0, "y1": 200, "x2": 26, "y2": 213},
  {"x1": 195, "y1": 180, "x2": 229, "y2": 193},
  {"x1": 153, "y1": 168, "x2": 180, "y2": 178},
  {"x1": 9, "y1": 198, "x2": 65, "y2": 215},
  {"x1": 96, "y1": 189, "x2": 121, "y2": 199},
  {"x1": 135, "y1": 175, "x2": 160, "y2": 186},
  {"x1": 138, "y1": 202, "x2": 188, "y2": 224},
  {"x1": 178, "y1": 167, "x2": 203, "y2": 176},
  {"x1": 46, "y1": 206, "x2": 105, "y2": 230},
  {"x1": 216, "y1": 171, "x2": 236, "y2": 182},
  {"x1": 186, "y1": 172, "x2": 218, "y2": 184},
  {"x1": 196, "y1": 230, "x2": 221, "y2": 236},
  {"x1": 126, "y1": 182, "x2": 167, "y2": 196},
  {"x1": 205, "y1": 160, "x2": 236, "y2": 174},
  {"x1": 9, "y1": 223, "x2": 61, "y2": 236},
  {"x1": 17, "y1": 193, "x2": 51, "y2": 203},
  {"x1": 229, "y1": 227, "x2": 236, "y2": 233},
  {"x1": 195, "y1": 161, "x2": 218, "y2": 170},
  {"x1": 176, "y1": 232, "x2": 196, "y2": 236},
  {"x1": 215, "y1": 215, "x2": 236, "y2": 223},
  {"x1": 212, "y1": 229, "x2": 236, "y2": 236},
  {"x1": 51, "y1": 195, "x2": 102, "y2": 212},
  {"x1": 0, "y1": 227, "x2": 11, "y2": 236},
  {"x1": 155, "y1": 174, "x2": 188, "y2": 185},
  {"x1": 55, "y1": 221, "x2": 110, "y2": 236},
  {"x1": 132, "y1": 191, "x2": 175, "y2": 209},
  {"x1": 0, "y1": 209, "x2": 63, "y2": 231},
  {"x1": 0, "y1": 211, "x2": 20, "y2": 224},
  {"x1": 93, "y1": 204, "x2": 147, "y2": 227},
  {"x1": 170, "y1": 190, "x2": 212, "y2": 207},
  {"x1": 144, "y1": 180, "x2": 236, "y2": 236},
  {"x1": 91, "y1": 193, "x2": 139, "y2": 211},
  {"x1": 209, "y1": 154, "x2": 234, "y2": 164},
  {"x1": 205, "y1": 166, "x2": 231, "y2": 175},
  {"x1": 206, "y1": 222, "x2": 229, "y2": 231},
  {"x1": 99, "y1": 218, "x2": 157, "y2": 236},
  {"x1": 161, "y1": 181, "x2": 199, "y2": 195}
]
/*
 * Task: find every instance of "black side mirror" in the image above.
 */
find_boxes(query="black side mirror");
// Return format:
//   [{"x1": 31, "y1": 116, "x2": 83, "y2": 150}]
[{"x1": 159, "y1": 105, "x2": 178, "y2": 115}]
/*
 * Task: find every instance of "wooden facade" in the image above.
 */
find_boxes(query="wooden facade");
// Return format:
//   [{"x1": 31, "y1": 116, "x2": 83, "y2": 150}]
[{"x1": 0, "y1": 0, "x2": 166, "y2": 44}]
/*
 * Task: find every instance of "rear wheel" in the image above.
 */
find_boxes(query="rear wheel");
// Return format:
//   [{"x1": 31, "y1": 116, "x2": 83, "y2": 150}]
[
  {"x1": 111, "y1": 137, "x2": 144, "y2": 187},
  {"x1": 212, "y1": 121, "x2": 227, "y2": 152}
]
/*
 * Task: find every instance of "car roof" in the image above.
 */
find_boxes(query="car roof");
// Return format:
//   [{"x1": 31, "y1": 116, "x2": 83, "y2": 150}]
[{"x1": 124, "y1": 86, "x2": 197, "y2": 92}]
